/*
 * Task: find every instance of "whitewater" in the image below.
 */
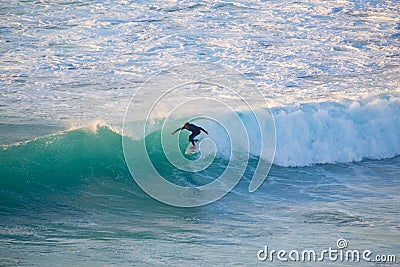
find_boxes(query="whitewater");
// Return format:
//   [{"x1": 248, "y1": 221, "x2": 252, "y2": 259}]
[{"x1": 1, "y1": 0, "x2": 399, "y2": 266}]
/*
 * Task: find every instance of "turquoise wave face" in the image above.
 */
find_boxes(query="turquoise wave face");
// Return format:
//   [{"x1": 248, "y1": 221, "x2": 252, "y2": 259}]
[
  {"x1": 0, "y1": 126, "x2": 128, "y2": 192},
  {"x1": 0, "y1": 125, "x2": 238, "y2": 201},
  {"x1": 0, "y1": 124, "x2": 266, "y2": 210}
]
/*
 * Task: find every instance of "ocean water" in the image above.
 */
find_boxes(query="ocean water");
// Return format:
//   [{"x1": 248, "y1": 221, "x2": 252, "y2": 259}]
[{"x1": 1, "y1": 0, "x2": 400, "y2": 266}]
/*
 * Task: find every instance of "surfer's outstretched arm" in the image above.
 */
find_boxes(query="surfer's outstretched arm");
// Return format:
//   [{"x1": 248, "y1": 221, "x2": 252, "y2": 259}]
[
  {"x1": 199, "y1": 127, "x2": 209, "y2": 135},
  {"x1": 171, "y1": 126, "x2": 184, "y2": 135}
]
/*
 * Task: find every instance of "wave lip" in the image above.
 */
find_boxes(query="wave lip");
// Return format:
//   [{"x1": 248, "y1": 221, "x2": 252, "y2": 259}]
[{"x1": 272, "y1": 95, "x2": 400, "y2": 167}]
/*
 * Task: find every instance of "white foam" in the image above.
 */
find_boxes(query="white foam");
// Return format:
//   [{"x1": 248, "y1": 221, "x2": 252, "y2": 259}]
[
  {"x1": 66, "y1": 119, "x2": 123, "y2": 135},
  {"x1": 272, "y1": 95, "x2": 400, "y2": 167}
]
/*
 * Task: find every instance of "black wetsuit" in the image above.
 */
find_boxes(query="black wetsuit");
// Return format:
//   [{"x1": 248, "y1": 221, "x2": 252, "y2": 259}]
[{"x1": 177, "y1": 124, "x2": 206, "y2": 146}]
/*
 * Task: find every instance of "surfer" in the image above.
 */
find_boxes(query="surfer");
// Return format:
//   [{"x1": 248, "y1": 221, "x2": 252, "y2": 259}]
[{"x1": 171, "y1": 122, "x2": 208, "y2": 149}]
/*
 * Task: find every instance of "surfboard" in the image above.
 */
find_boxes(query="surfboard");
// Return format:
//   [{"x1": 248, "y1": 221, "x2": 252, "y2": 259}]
[{"x1": 185, "y1": 141, "x2": 200, "y2": 155}]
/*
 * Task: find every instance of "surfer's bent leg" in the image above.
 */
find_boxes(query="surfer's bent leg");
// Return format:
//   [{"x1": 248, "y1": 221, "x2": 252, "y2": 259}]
[{"x1": 189, "y1": 130, "x2": 201, "y2": 146}]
